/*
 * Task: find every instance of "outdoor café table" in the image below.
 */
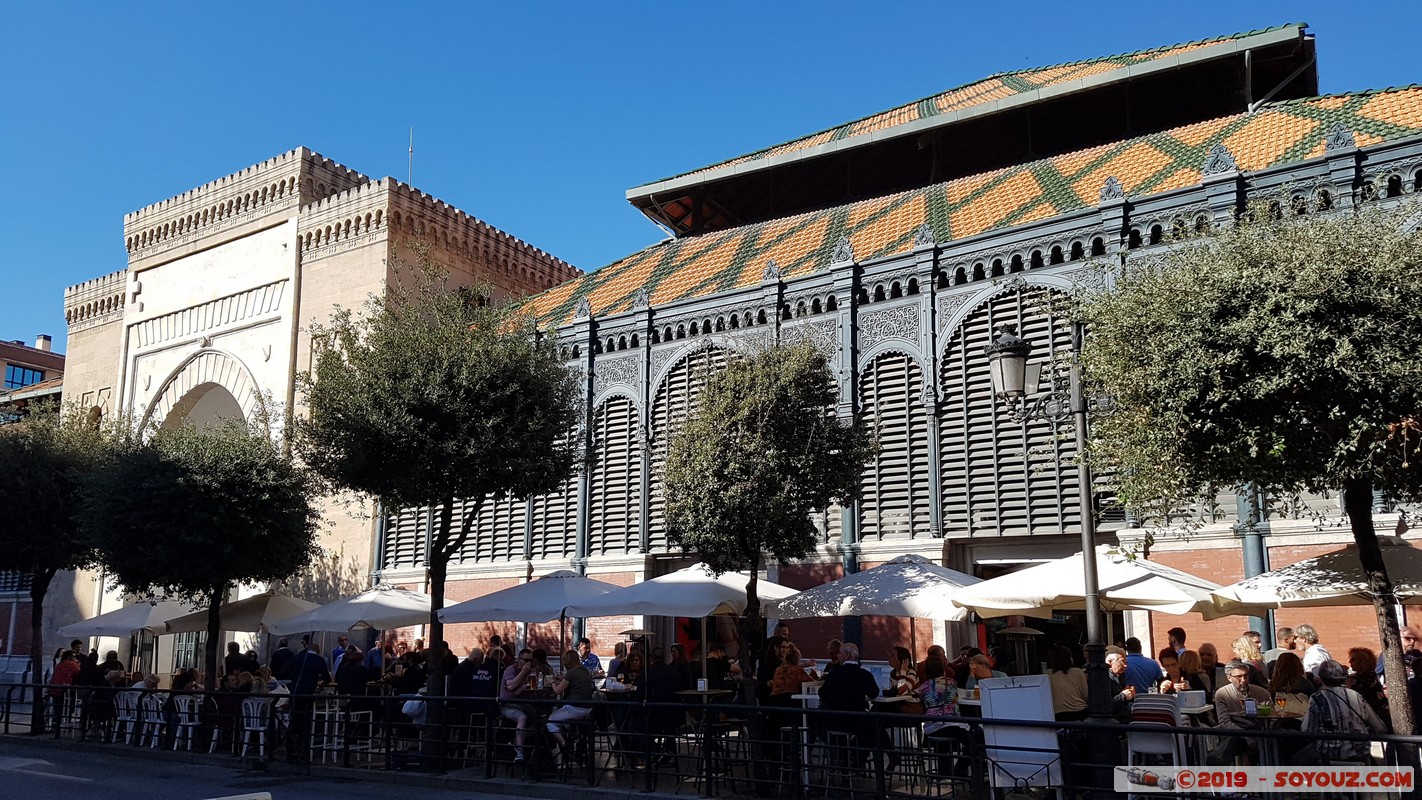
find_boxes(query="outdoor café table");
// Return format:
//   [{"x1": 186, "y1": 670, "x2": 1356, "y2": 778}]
[
  {"x1": 954, "y1": 696, "x2": 982, "y2": 718},
  {"x1": 676, "y1": 689, "x2": 733, "y2": 786},
  {"x1": 1250, "y1": 711, "x2": 1302, "y2": 766},
  {"x1": 1179, "y1": 704, "x2": 1215, "y2": 764}
]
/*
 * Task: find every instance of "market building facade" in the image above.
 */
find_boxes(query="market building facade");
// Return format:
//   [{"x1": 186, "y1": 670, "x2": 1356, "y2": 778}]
[{"x1": 376, "y1": 23, "x2": 1422, "y2": 660}]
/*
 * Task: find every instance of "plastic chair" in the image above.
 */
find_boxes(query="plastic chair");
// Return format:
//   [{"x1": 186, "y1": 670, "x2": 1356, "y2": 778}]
[
  {"x1": 239, "y1": 697, "x2": 272, "y2": 758},
  {"x1": 139, "y1": 693, "x2": 166, "y2": 748},
  {"x1": 171, "y1": 695, "x2": 205, "y2": 751},
  {"x1": 1128, "y1": 694, "x2": 1185, "y2": 799},
  {"x1": 112, "y1": 690, "x2": 140, "y2": 744}
]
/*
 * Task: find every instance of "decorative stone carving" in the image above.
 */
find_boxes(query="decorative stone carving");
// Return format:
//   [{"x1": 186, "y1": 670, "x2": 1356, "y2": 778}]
[
  {"x1": 1202, "y1": 143, "x2": 1238, "y2": 176},
  {"x1": 936, "y1": 293, "x2": 974, "y2": 332},
  {"x1": 913, "y1": 223, "x2": 936, "y2": 247},
  {"x1": 593, "y1": 355, "x2": 639, "y2": 392},
  {"x1": 762, "y1": 259, "x2": 781, "y2": 282},
  {"x1": 630, "y1": 287, "x2": 650, "y2": 310},
  {"x1": 859, "y1": 304, "x2": 919, "y2": 347},
  {"x1": 1325, "y1": 122, "x2": 1357, "y2": 153},
  {"x1": 832, "y1": 236, "x2": 854, "y2": 264},
  {"x1": 649, "y1": 347, "x2": 678, "y2": 383},
  {"x1": 921, "y1": 377, "x2": 937, "y2": 406},
  {"x1": 781, "y1": 319, "x2": 840, "y2": 355},
  {"x1": 573, "y1": 296, "x2": 592, "y2": 320},
  {"x1": 1099, "y1": 175, "x2": 1125, "y2": 202}
]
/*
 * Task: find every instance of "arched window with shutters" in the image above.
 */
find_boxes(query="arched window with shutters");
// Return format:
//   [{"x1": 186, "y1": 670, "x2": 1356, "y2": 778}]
[
  {"x1": 647, "y1": 347, "x2": 731, "y2": 549},
  {"x1": 937, "y1": 287, "x2": 1090, "y2": 538},
  {"x1": 858, "y1": 352, "x2": 932, "y2": 540},
  {"x1": 588, "y1": 395, "x2": 641, "y2": 555}
]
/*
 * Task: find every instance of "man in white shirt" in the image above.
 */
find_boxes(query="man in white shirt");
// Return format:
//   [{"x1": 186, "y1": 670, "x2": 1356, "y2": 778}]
[{"x1": 1294, "y1": 624, "x2": 1332, "y2": 676}]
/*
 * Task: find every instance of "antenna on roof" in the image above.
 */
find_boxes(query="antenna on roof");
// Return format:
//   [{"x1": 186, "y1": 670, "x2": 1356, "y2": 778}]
[{"x1": 408, "y1": 128, "x2": 414, "y2": 184}]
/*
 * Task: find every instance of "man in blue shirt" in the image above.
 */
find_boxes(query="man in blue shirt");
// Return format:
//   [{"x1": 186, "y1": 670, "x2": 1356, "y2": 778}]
[
  {"x1": 577, "y1": 638, "x2": 602, "y2": 676},
  {"x1": 1122, "y1": 637, "x2": 1163, "y2": 694}
]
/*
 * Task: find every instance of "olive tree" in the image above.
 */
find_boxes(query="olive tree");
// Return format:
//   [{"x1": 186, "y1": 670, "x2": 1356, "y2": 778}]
[
  {"x1": 0, "y1": 405, "x2": 117, "y2": 732},
  {"x1": 295, "y1": 258, "x2": 580, "y2": 699},
  {"x1": 662, "y1": 342, "x2": 876, "y2": 675},
  {"x1": 84, "y1": 417, "x2": 320, "y2": 684},
  {"x1": 1079, "y1": 203, "x2": 1422, "y2": 733}
]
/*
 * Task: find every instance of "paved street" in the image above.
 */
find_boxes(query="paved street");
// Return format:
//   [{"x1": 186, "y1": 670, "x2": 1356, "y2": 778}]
[{"x1": 0, "y1": 746, "x2": 513, "y2": 800}]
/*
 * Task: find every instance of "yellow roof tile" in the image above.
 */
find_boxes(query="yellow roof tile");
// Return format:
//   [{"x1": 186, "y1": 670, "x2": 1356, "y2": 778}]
[
  {"x1": 1222, "y1": 110, "x2": 1320, "y2": 171},
  {"x1": 1171, "y1": 115, "x2": 1237, "y2": 148},
  {"x1": 950, "y1": 169, "x2": 1042, "y2": 237},
  {"x1": 1069, "y1": 142, "x2": 1175, "y2": 205}
]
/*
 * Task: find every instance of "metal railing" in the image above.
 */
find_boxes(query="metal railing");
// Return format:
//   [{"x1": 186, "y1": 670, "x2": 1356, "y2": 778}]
[{"x1": 4, "y1": 681, "x2": 1421, "y2": 798}]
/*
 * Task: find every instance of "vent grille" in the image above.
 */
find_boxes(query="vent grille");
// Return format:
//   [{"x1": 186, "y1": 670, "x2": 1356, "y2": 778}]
[
  {"x1": 938, "y1": 287, "x2": 1083, "y2": 537},
  {"x1": 859, "y1": 352, "x2": 932, "y2": 539},
  {"x1": 649, "y1": 347, "x2": 731, "y2": 550},
  {"x1": 589, "y1": 395, "x2": 641, "y2": 556}
]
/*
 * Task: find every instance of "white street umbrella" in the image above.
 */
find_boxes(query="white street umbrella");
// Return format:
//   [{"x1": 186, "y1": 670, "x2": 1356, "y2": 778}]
[
  {"x1": 58, "y1": 601, "x2": 189, "y2": 638},
  {"x1": 952, "y1": 545, "x2": 1233, "y2": 620},
  {"x1": 164, "y1": 592, "x2": 320, "y2": 634},
  {"x1": 268, "y1": 585, "x2": 433, "y2": 635},
  {"x1": 439, "y1": 570, "x2": 619, "y2": 624},
  {"x1": 1211, "y1": 536, "x2": 1422, "y2": 617},
  {"x1": 763, "y1": 554, "x2": 980, "y2": 622},
  {"x1": 562, "y1": 562, "x2": 798, "y2": 619}
]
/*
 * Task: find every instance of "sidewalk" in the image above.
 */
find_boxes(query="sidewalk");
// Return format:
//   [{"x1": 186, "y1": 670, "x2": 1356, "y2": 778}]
[{"x1": 0, "y1": 727, "x2": 671, "y2": 800}]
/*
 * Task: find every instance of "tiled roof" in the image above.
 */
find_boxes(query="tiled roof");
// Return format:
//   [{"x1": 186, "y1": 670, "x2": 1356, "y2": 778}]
[
  {"x1": 0, "y1": 375, "x2": 64, "y2": 403},
  {"x1": 528, "y1": 87, "x2": 1422, "y2": 328},
  {"x1": 642, "y1": 23, "x2": 1306, "y2": 188}
]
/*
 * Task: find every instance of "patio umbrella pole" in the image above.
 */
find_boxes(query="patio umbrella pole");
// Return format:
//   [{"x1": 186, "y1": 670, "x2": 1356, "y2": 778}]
[
  {"x1": 909, "y1": 617, "x2": 917, "y2": 664},
  {"x1": 700, "y1": 616, "x2": 708, "y2": 682}
]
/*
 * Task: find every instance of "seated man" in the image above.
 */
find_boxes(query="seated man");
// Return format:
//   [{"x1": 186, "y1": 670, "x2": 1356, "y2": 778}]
[
  {"x1": 962, "y1": 654, "x2": 1006, "y2": 690},
  {"x1": 1207, "y1": 660, "x2": 1271, "y2": 765},
  {"x1": 816, "y1": 642, "x2": 879, "y2": 758}
]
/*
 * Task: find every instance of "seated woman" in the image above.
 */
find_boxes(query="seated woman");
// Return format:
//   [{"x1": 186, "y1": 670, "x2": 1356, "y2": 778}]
[
  {"x1": 1157, "y1": 650, "x2": 1182, "y2": 694},
  {"x1": 915, "y1": 657, "x2": 968, "y2": 777},
  {"x1": 548, "y1": 650, "x2": 595, "y2": 749},
  {"x1": 1177, "y1": 650, "x2": 1211, "y2": 695},
  {"x1": 1346, "y1": 648, "x2": 1390, "y2": 731},
  {"x1": 1046, "y1": 645, "x2": 1088, "y2": 722},
  {"x1": 1299, "y1": 660, "x2": 1386, "y2": 765},
  {"x1": 888, "y1": 647, "x2": 917, "y2": 696},
  {"x1": 769, "y1": 645, "x2": 815, "y2": 703}
]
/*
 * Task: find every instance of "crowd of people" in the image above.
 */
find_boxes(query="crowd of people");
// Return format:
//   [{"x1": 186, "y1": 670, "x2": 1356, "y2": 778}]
[{"x1": 41, "y1": 619, "x2": 1413, "y2": 780}]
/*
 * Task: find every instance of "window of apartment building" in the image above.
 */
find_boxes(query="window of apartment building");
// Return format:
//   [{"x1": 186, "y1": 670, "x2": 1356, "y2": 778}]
[{"x1": 4, "y1": 365, "x2": 43, "y2": 389}]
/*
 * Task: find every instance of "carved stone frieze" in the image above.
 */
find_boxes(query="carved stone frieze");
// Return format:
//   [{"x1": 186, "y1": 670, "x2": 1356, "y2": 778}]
[
  {"x1": 592, "y1": 354, "x2": 639, "y2": 392},
  {"x1": 832, "y1": 236, "x2": 854, "y2": 264},
  {"x1": 859, "y1": 304, "x2": 919, "y2": 348},
  {"x1": 781, "y1": 319, "x2": 840, "y2": 356},
  {"x1": 913, "y1": 223, "x2": 936, "y2": 247},
  {"x1": 936, "y1": 293, "x2": 974, "y2": 332},
  {"x1": 573, "y1": 296, "x2": 592, "y2": 320}
]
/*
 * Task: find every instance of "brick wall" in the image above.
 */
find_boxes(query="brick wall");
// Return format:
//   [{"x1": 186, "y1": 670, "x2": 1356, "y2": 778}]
[{"x1": 1146, "y1": 542, "x2": 1401, "y2": 662}]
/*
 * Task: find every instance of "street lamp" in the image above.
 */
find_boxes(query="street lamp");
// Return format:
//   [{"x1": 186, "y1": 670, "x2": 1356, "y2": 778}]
[{"x1": 985, "y1": 321, "x2": 1113, "y2": 719}]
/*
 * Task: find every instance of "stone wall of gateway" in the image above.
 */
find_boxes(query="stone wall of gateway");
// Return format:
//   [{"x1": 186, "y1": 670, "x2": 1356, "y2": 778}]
[{"x1": 373, "y1": 132, "x2": 1422, "y2": 657}]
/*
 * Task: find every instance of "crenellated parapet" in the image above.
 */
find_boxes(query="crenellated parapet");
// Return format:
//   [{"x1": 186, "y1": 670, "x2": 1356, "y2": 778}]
[
  {"x1": 64, "y1": 268, "x2": 127, "y2": 332},
  {"x1": 122, "y1": 147, "x2": 368, "y2": 258},
  {"x1": 383, "y1": 179, "x2": 581, "y2": 293}
]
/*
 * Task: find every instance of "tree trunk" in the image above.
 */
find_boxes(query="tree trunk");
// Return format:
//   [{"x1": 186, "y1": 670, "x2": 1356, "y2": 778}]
[
  {"x1": 741, "y1": 554, "x2": 762, "y2": 680},
  {"x1": 426, "y1": 499, "x2": 454, "y2": 700},
  {"x1": 28, "y1": 568, "x2": 54, "y2": 735},
  {"x1": 1343, "y1": 478, "x2": 1414, "y2": 735},
  {"x1": 205, "y1": 588, "x2": 224, "y2": 686}
]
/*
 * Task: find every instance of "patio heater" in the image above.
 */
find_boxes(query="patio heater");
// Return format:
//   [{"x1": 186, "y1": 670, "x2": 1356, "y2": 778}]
[{"x1": 985, "y1": 321, "x2": 1114, "y2": 719}]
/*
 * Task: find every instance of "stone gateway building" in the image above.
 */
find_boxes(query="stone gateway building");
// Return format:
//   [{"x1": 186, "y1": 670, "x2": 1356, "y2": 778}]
[
  {"x1": 55, "y1": 148, "x2": 579, "y2": 666},
  {"x1": 59, "y1": 23, "x2": 1422, "y2": 667}
]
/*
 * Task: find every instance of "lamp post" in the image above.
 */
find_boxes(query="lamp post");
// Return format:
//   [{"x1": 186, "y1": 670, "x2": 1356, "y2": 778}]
[{"x1": 985, "y1": 321, "x2": 1113, "y2": 719}]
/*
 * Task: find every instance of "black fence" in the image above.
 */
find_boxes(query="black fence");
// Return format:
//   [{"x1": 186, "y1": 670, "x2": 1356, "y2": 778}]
[{"x1": 4, "y1": 682, "x2": 1421, "y2": 798}]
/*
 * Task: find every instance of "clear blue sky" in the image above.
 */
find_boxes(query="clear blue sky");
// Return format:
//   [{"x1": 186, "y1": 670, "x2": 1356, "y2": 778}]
[{"x1": 2, "y1": 2, "x2": 1417, "y2": 353}]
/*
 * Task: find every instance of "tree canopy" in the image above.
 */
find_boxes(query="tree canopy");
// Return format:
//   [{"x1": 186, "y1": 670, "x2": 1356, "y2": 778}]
[
  {"x1": 84, "y1": 417, "x2": 320, "y2": 682},
  {"x1": 1079, "y1": 202, "x2": 1422, "y2": 732},
  {"x1": 296, "y1": 256, "x2": 580, "y2": 695},
  {"x1": 663, "y1": 342, "x2": 876, "y2": 671},
  {"x1": 0, "y1": 404, "x2": 118, "y2": 731}
]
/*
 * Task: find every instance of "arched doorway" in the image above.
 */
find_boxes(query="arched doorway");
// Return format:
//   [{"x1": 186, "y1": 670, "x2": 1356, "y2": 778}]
[{"x1": 158, "y1": 382, "x2": 245, "y2": 430}]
